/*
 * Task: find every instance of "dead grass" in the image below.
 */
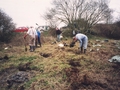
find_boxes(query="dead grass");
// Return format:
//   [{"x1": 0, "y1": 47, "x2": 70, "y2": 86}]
[{"x1": 0, "y1": 34, "x2": 120, "y2": 90}]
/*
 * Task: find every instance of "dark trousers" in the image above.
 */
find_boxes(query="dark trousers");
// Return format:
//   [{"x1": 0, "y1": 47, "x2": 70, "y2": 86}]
[{"x1": 35, "y1": 37, "x2": 41, "y2": 47}]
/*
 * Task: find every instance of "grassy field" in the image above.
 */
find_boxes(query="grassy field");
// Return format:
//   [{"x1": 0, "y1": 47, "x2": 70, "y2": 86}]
[{"x1": 0, "y1": 34, "x2": 120, "y2": 90}]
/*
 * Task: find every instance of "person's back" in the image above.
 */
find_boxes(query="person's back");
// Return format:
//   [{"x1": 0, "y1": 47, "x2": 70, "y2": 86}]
[
  {"x1": 75, "y1": 33, "x2": 88, "y2": 53},
  {"x1": 27, "y1": 27, "x2": 37, "y2": 38},
  {"x1": 75, "y1": 33, "x2": 87, "y2": 41},
  {"x1": 24, "y1": 26, "x2": 37, "y2": 52}
]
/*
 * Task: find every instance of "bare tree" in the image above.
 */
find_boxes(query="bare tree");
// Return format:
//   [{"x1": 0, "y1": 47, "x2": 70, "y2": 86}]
[{"x1": 44, "y1": 0, "x2": 113, "y2": 32}]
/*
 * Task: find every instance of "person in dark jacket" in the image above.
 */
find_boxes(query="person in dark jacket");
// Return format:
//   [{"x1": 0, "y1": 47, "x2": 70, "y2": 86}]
[{"x1": 56, "y1": 28, "x2": 62, "y2": 42}]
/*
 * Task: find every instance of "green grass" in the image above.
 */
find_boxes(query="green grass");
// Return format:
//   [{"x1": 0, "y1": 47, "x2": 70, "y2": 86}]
[
  {"x1": 24, "y1": 77, "x2": 37, "y2": 89},
  {"x1": 0, "y1": 55, "x2": 37, "y2": 72}
]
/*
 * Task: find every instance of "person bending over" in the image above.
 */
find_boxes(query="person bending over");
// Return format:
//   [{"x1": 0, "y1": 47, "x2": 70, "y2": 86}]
[{"x1": 70, "y1": 33, "x2": 88, "y2": 53}]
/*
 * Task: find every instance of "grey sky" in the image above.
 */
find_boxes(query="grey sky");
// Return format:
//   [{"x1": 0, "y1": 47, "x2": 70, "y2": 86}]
[{"x1": 0, "y1": 0, "x2": 120, "y2": 28}]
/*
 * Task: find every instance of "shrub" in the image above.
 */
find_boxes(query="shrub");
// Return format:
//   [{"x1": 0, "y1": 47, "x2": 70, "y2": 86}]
[{"x1": 93, "y1": 24, "x2": 120, "y2": 39}]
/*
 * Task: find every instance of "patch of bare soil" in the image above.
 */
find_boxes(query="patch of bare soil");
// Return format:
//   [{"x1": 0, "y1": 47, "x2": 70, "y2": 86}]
[
  {"x1": 64, "y1": 62, "x2": 120, "y2": 90},
  {"x1": 0, "y1": 62, "x2": 37, "y2": 90}
]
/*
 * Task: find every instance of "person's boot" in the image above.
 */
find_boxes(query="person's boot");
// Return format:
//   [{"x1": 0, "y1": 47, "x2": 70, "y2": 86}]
[
  {"x1": 33, "y1": 46, "x2": 35, "y2": 51},
  {"x1": 84, "y1": 49, "x2": 86, "y2": 54},
  {"x1": 39, "y1": 43, "x2": 42, "y2": 47},
  {"x1": 29, "y1": 46, "x2": 32, "y2": 51},
  {"x1": 35, "y1": 41, "x2": 37, "y2": 48},
  {"x1": 81, "y1": 47, "x2": 83, "y2": 53},
  {"x1": 40, "y1": 44, "x2": 41, "y2": 47},
  {"x1": 30, "y1": 46, "x2": 34, "y2": 52}
]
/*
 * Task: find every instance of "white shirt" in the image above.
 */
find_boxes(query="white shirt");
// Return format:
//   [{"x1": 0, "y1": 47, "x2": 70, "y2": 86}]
[
  {"x1": 75, "y1": 33, "x2": 88, "y2": 49},
  {"x1": 75, "y1": 33, "x2": 87, "y2": 40},
  {"x1": 27, "y1": 27, "x2": 37, "y2": 38}
]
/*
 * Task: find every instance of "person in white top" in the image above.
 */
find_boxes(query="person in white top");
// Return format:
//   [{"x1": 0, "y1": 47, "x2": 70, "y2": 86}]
[
  {"x1": 70, "y1": 33, "x2": 88, "y2": 53},
  {"x1": 24, "y1": 26, "x2": 37, "y2": 52}
]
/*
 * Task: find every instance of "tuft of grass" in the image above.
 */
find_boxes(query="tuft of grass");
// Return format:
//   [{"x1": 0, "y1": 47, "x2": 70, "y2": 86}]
[{"x1": 18, "y1": 56, "x2": 37, "y2": 61}]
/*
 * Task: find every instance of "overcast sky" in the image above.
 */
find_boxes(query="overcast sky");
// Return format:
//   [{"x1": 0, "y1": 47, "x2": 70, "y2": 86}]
[{"x1": 0, "y1": 0, "x2": 120, "y2": 28}]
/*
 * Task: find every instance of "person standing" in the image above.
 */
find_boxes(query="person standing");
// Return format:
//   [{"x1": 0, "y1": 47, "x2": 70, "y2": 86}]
[
  {"x1": 56, "y1": 27, "x2": 62, "y2": 42},
  {"x1": 36, "y1": 29, "x2": 42, "y2": 47},
  {"x1": 71, "y1": 33, "x2": 88, "y2": 53},
  {"x1": 24, "y1": 26, "x2": 37, "y2": 52}
]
